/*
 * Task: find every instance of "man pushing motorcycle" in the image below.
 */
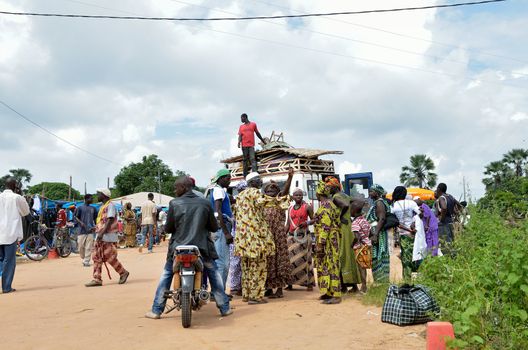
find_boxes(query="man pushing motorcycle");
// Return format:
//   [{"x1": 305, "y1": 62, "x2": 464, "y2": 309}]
[{"x1": 145, "y1": 176, "x2": 233, "y2": 320}]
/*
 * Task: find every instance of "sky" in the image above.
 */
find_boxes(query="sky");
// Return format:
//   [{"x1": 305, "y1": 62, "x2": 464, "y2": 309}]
[{"x1": 1, "y1": 0, "x2": 527, "y2": 200}]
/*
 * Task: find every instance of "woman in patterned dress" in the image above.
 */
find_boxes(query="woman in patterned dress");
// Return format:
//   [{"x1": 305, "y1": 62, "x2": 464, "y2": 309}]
[
  {"x1": 285, "y1": 189, "x2": 315, "y2": 291},
  {"x1": 228, "y1": 181, "x2": 248, "y2": 296},
  {"x1": 366, "y1": 184, "x2": 391, "y2": 283},
  {"x1": 326, "y1": 176, "x2": 361, "y2": 293},
  {"x1": 264, "y1": 182, "x2": 292, "y2": 298},
  {"x1": 122, "y1": 202, "x2": 137, "y2": 248},
  {"x1": 313, "y1": 181, "x2": 342, "y2": 304}
]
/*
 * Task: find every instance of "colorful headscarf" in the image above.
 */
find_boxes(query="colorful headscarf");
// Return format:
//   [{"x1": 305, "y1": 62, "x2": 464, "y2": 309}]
[
  {"x1": 325, "y1": 176, "x2": 342, "y2": 190},
  {"x1": 316, "y1": 181, "x2": 331, "y2": 196},
  {"x1": 264, "y1": 181, "x2": 281, "y2": 195},
  {"x1": 370, "y1": 184, "x2": 386, "y2": 196},
  {"x1": 236, "y1": 181, "x2": 248, "y2": 192}
]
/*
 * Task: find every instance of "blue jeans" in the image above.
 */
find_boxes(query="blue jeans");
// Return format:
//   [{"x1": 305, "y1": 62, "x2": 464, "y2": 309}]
[
  {"x1": 140, "y1": 225, "x2": 154, "y2": 251},
  {"x1": 151, "y1": 256, "x2": 230, "y2": 315},
  {"x1": 0, "y1": 241, "x2": 18, "y2": 293},
  {"x1": 213, "y1": 217, "x2": 232, "y2": 289}
]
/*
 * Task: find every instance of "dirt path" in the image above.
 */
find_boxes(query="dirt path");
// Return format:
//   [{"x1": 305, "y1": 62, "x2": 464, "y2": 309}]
[{"x1": 0, "y1": 244, "x2": 425, "y2": 350}]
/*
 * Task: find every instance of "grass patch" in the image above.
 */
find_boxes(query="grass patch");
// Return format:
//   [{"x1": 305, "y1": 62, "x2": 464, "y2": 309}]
[{"x1": 362, "y1": 283, "x2": 390, "y2": 307}]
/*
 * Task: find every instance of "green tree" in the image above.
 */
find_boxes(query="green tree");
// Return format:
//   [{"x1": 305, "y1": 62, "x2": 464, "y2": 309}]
[
  {"x1": 502, "y1": 148, "x2": 528, "y2": 177},
  {"x1": 114, "y1": 154, "x2": 186, "y2": 197},
  {"x1": 27, "y1": 182, "x2": 82, "y2": 200},
  {"x1": 0, "y1": 168, "x2": 32, "y2": 191},
  {"x1": 482, "y1": 160, "x2": 513, "y2": 190},
  {"x1": 399, "y1": 154, "x2": 437, "y2": 189}
]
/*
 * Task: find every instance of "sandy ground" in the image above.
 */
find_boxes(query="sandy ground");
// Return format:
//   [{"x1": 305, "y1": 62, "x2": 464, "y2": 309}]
[{"x1": 0, "y1": 244, "x2": 425, "y2": 350}]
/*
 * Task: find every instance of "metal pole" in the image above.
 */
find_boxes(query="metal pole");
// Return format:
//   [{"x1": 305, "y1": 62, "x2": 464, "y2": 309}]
[
  {"x1": 463, "y1": 176, "x2": 466, "y2": 202},
  {"x1": 68, "y1": 175, "x2": 72, "y2": 201},
  {"x1": 158, "y1": 167, "x2": 161, "y2": 202},
  {"x1": 107, "y1": 177, "x2": 110, "y2": 189},
  {"x1": 84, "y1": 182, "x2": 87, "y2": 195}
]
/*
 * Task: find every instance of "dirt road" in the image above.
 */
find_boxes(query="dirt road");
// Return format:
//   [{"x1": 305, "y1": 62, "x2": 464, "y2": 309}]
[{"x1": 0, "y1": 245, "x2": 425, "y2": 350}]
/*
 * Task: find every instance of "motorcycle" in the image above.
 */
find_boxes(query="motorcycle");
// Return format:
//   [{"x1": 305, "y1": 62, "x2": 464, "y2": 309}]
[{"x1": 164, "y1": 245, "x2": 210, "y2": 328}]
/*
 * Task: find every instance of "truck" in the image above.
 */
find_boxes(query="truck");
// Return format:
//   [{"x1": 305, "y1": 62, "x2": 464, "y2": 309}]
[{"x1": 218, "y1": 132, "x2": 373, "y2": 209}]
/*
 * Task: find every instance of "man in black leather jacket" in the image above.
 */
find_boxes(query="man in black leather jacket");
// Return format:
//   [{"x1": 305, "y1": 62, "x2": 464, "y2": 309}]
[{"x1": 145, "y1": 176, "x2": 232, "y2": 319}]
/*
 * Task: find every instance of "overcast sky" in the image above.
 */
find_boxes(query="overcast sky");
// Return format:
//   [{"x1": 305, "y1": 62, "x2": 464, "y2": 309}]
[{"x1": 1, "y1": 0, "x2": 527, "y2": 199}]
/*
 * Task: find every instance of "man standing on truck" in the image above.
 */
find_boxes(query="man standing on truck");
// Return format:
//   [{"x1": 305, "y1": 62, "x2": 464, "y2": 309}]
[{"x1": 238, "y1": 113, "x2": 267, "y2": 177}]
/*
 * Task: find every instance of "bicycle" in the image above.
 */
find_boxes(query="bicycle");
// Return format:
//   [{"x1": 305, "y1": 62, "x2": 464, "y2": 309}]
[
  {"x1": 25, "y1": 222, "x2": 52, "y2": 261},
  {"x1": 54, "y1": 222, "x2": 74, "y2": 258}
]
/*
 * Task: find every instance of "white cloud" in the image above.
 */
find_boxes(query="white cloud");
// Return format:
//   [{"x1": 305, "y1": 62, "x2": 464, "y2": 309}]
[
  {"x1": 511, "y1": 112, "x2": 528, "y2": 122},
  {"x1": 0, "y1": 0, "x2": 527, "y2": 201},
  {"x1": 337, "y1": 161, "x2": 363, "y2": 180}
]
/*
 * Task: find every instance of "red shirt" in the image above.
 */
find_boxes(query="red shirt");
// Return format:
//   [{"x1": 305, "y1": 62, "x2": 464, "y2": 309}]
[
  {"x1": 238, "y1": 122, "x2": 259, "y2": 147},
  {"x1": 56, "y1": 209, "x2": 67, "y2": 228},
  {"x1": 288, "y1": 202, "x2": 309, "y2": 233}
]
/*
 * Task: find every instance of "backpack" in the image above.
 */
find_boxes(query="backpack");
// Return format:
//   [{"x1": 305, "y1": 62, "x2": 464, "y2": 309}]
[{"x1": 383, "y1": 212, "x2": 400, "y2": 230}]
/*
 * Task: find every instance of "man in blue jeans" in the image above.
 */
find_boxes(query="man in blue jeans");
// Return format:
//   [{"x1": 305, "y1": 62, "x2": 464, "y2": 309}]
[
  {"x1": 145, "y1": 176, "x2": 232, "y2": 319},
  {"x1": 210, "y1": 169, "x2": 233, "y2": 290},
  {"x1": 0, "y1": 178, "x2": 30, "y2": 294}
]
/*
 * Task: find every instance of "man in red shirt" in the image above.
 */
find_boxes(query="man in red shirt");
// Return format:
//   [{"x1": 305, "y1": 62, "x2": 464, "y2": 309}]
[
  {"x1": 238, "y1": 113, "x2": 266, "y2": 177},
  {"x1": 56, "y1": 204, "x2": 67, "y2": 228}
]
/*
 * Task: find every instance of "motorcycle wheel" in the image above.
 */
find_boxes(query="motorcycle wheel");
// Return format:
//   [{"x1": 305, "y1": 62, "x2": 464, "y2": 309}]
[
  {"x1": 58, "y1": 236, "x2": 72, "y2": 258},
  {"x1": 181, "y1": 291, "x2": 192, "y2": 328}
]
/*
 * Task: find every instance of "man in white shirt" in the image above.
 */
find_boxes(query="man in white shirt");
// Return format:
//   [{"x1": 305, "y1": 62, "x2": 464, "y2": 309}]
[
  {"x1": 0, "y1": 177, "x2": 30, "y2": 293},
  {"x1": 139, "y1": 193, "x2": 157, "y2": 253}
]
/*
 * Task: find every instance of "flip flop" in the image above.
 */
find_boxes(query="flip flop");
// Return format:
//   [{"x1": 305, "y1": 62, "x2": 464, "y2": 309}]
[{"x1": 323, "y1": 297, "x2": 342, "y2": 305}]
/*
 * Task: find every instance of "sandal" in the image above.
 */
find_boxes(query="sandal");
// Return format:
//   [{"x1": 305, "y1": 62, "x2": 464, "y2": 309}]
[
  {"x1": 322, "y1": 297, "x2": 342, "y2": 305},
  {"x1": 319, "y1": 294, "x2": 332, "y2": 300},
  {"x1": 248, "y1": 299, "x2": 268, "y2": 305}
]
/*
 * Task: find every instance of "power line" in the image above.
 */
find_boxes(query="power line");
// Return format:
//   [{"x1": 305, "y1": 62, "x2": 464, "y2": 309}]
[
  {"x1": 49, "y1": 0, "x2": 527, "y2": 89},
  {"x1": 0, "y1": 100, "x2": 118, "y2": 165},
  {"x1": 252, "y1": 0, "x2": 526, "y2": 64},
  {"x1": 0, "y1": 0, "x2": 507, "y2": 22},
  {"x1": 170, "y1": 0, "x2": 527, "y2": 77}
]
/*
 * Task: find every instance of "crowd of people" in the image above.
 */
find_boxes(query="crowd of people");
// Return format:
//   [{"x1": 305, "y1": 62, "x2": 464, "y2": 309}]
[
  {"x1": 0, "y1": 171, "x2": 464, "y2": 321},
  {"x1": 140, "y1": 169, "x2": 463, "y2": 318}
]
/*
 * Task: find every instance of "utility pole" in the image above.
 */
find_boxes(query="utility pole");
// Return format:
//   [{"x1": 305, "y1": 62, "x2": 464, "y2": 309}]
[
  {"x1": 158, "y1": 167, "x2": 162, "y2": 203},
  {"x1": 107, "y1": 177, "x2": 110, "y2": 189},
  {"x1": 84, "y1": 182, "x2": 87, "y2": 195},
  {"x1": 68, "y1": 175, "x2": 72, "y2": 201},
  {"x1": 462, "y1": 176, "x2": 467, "y2": 202}
]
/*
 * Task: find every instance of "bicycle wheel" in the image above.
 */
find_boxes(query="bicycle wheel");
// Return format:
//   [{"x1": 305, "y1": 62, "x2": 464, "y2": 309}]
[
  {"x1": 57, "y1": 236, "x2": 72, "y2": 258},
  {"x1": 25, "y1": 235, "x2": 49, "y2": 261}
]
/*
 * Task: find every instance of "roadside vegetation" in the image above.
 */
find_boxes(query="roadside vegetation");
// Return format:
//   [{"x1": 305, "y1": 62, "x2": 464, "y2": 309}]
[{"x1": 364, "y1": 148, "x2": 528, "y2": 349}]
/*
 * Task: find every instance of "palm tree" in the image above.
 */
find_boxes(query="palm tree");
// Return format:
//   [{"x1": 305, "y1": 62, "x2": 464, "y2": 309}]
[
  {"x1": 483, "y1": 161, "x2": 513, "y2": 189},
  {"x1": 0, "y1": 168, "x2": 33, "y2": 191},
  {"x1": 502, "y1": 149, "x2": 528, "y2": 177},
  {"x1": 400, "y1": 154, "x2": 438, "y2": 189},
  {"x1": 9, "y1": 168, "x2": 32, "y2": 187}
]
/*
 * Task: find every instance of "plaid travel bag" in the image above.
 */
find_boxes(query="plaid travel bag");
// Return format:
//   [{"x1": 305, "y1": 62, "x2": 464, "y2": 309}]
[{"x1": 381, "y1": 284, "x2": 440, "y2": 326}]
